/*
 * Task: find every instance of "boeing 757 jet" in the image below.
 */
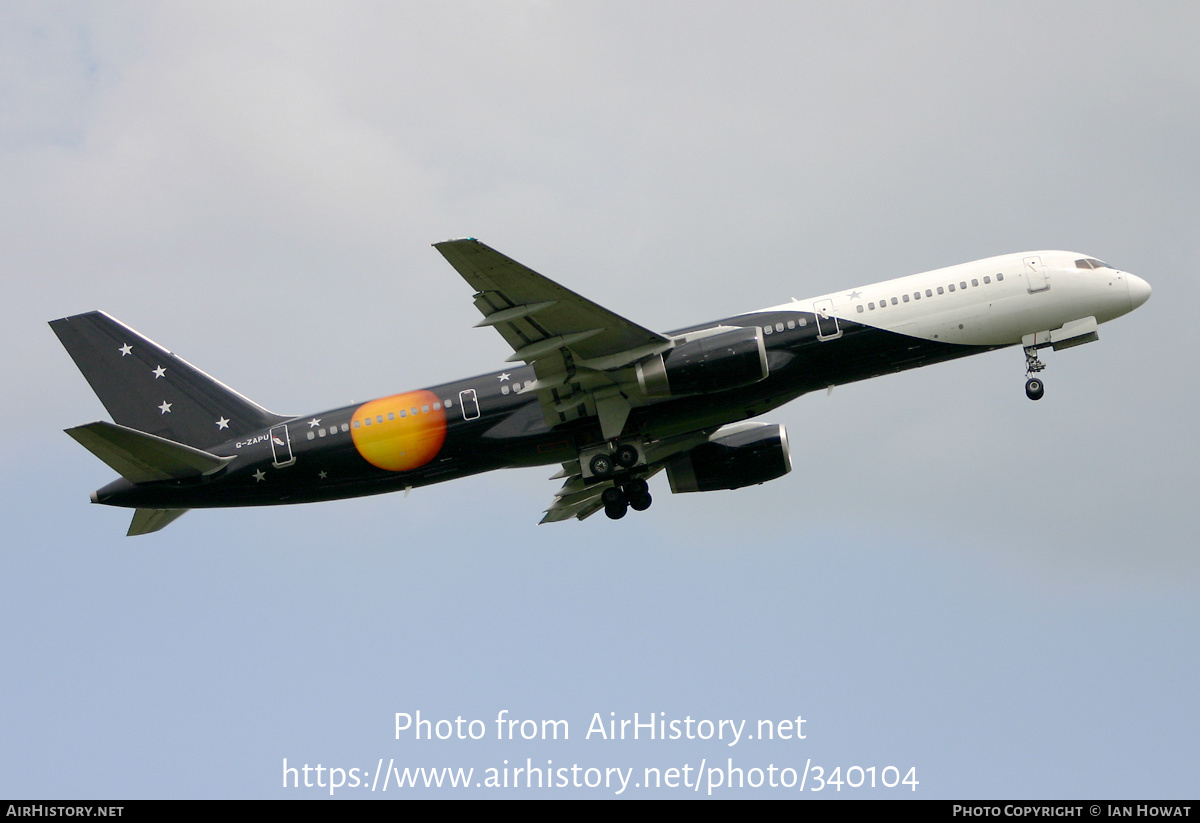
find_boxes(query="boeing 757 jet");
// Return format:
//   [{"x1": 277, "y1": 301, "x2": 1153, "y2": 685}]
[{"x1": 50, "y1": 240, "x2": 1150, "y2": 534}]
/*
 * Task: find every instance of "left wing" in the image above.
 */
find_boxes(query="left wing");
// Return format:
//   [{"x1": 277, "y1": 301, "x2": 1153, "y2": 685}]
[{"x1": 434, "y1": 239, "x2": 671, "y2": 437}]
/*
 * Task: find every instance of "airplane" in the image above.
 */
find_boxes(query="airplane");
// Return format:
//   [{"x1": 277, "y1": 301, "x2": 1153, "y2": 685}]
[{"x1": 50, "y1": 239, "x2": 1151, "y2": 535}]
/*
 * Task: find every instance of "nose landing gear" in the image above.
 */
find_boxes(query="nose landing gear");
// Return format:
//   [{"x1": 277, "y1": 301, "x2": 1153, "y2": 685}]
[{"x1": 1023, "y1": 345, "x2": 1047, "y2": 401}]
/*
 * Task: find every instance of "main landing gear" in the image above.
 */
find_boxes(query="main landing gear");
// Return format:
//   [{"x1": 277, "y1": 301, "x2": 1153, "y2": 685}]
[
  {"x1": 1023, "y1": 345, "x2": 1047, "y2": 401},
  {"x1": 601, "y1": 478, "x2": 652, "y2": 520},
  {"x1": 589, "y1": 443, "x2": 639, "y2": 477},
  {"x1": 584, "y1": 441, "x2": 653, "y2": 519}
]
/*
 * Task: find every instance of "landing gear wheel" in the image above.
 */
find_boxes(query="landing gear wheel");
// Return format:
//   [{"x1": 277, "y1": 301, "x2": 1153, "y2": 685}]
[
  {"x1": 614, "y1": 444, "x2": 639, "y2": 468},
  {"x1": 604, "y1": 500, "x2": 628, "y2": 520},
  {"x1": 1025, "y1": 377, "x2": 1045, "y2": 401},
  {"x1": 590, "y1": 453, "x2": 614, "y2": 477},
  {"x1": 601, "y1": 487, "x2": 625, "y2": 506},
  {"x1": 624, "y1": 477, "x2": 649, "y2": 496},
  {"x1": 628, "y1": 491, "x2": 653, "y2": 512}
]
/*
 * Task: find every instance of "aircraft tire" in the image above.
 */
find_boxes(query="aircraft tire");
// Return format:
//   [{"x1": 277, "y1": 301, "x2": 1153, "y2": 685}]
[
  {"x1": 625, "y1": 477, "x2": 649, "y2": 496},
  {"x1": 1025, "y1": 378, "x2": 1045, "y2": 401},
  {"x1": 629, "y1": 491, "x2": 652, "y2": 512},
  {"x1": 604, "y1": 500, "x2": 628, "y2": 520},
  {"x1": 614, "y1": 444, "x2": 639, "y2": 468},
  {"x1": 601, "y1": 486, "x2": 624, "y2": 506},
  {"x1": 590, "y1": 454, "x2": 614, "y2": 476}
]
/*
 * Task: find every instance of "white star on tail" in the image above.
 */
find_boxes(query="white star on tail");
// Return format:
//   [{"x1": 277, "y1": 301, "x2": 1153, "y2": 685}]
[
  {"x1": 119, "y1": 344, "x2": 132, "y2": 356},
  {"x1": 152, "y1": 366, "x2": 166, "y2": 378},
  {"x1": 216, "y1": 417, "x2": 230, "y2": 429},
  {"x1": 253, "y1": 470, "x2": 265, "y2": 482},
  {"x1": 308, "y1": 418, "x2": 321, "y2": 428},
  {"x1": 158, "y1": 401, "x2": 172, "y2": 414}
]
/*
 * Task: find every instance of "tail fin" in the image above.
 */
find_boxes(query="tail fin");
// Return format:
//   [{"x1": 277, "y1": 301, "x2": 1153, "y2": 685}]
[{"x1": 50, "y1": 311, "x2": 286, "y2": 449}]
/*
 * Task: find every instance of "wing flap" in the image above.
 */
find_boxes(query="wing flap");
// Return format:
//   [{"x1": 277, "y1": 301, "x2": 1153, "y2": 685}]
[{"x1": 540, "y1": 463, "x2": 663, "y2": 524}]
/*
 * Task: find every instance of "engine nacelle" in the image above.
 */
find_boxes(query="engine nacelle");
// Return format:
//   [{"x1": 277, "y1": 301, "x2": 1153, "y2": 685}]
[
  {"x1": 636, "y1": 327, "x2": 768, "y2": 397},
  {"x1": 666, "y1": 423, "x2": 792, "y2": 493}
]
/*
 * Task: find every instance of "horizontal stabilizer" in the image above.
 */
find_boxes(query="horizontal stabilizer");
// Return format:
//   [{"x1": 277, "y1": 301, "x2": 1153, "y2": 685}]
[
  {"x1": 66, "y1": 421, "x2": 235, "y2": 484},
  {"x1": 128, "y1": 508, "x2": 189, "y2": 536}
]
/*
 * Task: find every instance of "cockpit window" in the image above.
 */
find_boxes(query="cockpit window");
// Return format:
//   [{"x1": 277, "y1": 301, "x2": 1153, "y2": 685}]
[{"x1": 1075, "y1": 258, "x2": 1113, "y2": 270}]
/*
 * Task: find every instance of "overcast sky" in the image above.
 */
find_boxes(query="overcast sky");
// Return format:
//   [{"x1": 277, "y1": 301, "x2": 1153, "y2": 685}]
[{"x1": 2, "y1": 1, "x2": 1197, "y2": 798}]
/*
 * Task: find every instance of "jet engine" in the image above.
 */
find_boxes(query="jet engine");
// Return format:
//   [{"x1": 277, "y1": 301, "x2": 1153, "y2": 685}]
[
  {"x1": 636, "y1": 327, "x2": 768, "y2": 397},
  {"x1": 665, "y1": 423, "x2": 791, "y2": 493}
]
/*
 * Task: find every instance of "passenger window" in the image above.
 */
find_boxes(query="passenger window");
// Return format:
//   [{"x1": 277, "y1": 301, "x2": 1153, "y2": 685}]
[
  {"x1": 319, "y1": 428, "x2": 326, "y2": 437},
  {"x1": 775, "y1": 322, "x2": 784, "y2": 332},
  {"x1": 411, "y1": 408, "x2": 418, "y2": 416},
  {"x1": 799, "y1": 318, "x2": 807, "y2": 326},
  {"x1": 926, "y1": 289, "x2": 932, "y2": 297},
  {"x1": 364, "y1": 418, "x2": 372, "y2": 426},
  {"x1": 948, "y1": 284, "x2": 955, "y2": 292},
  {"x1": 422, "y1": 405, "x2": 429, "y2": 413},
  {"x1": 960, "y1": 281, "x2": 967, "y2": 289},
  {"x1": 433, "y1": 402, "x2": 441, "y2": 410},
  {"x1": 763, "y1": 326, "x2": 772, "y2": 335},
  {"x1": 868, "y1": 302, "x2": 876, "y2": 310},
  {"x1": 913, "y1": 292, "x2": 920, "y2": 300},
  {"x1": 307, "y1": 431, "x2": 315, "y2": 440},
  {"x1": 937, "y1": 286, "x2": 944, "y2": 294},
  {"x1": 353, "y1": 420, "x2": 361, "y2": 428},
  {"x1": 787, "y1": 320, "x2": 795, "y2": 329},
  {"x1": 501, "y1": 385, "x2": 510, "y2": 395},
  {"x1": 983, "y1": 276, "x2": 991, "y2": 284},
  {"x1": 891, "y1": 297, "x2": 898, "y2": 305},
  {"x1": 856, "y1": 305, "x2": 864, "y2": 313},
  {"x1": 387, "y1": 412, "x2": 394, "y2": 421},
  {"x1": 902, "y1": 294, "x2": 909, "y2": 302},
  {"x1": 997, "y1": 273, "x2": 1004, "y2": 281}
]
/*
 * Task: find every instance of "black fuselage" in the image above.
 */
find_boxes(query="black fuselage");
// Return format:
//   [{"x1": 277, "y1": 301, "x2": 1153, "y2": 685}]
[{"x1": 94, "y1": 310, "x2": 992, "y2": 510}]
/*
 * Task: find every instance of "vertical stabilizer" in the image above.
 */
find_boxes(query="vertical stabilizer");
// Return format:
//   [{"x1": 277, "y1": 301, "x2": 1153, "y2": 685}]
[{"x1": 50, "y1": 311, "x2": 286, "y2": 449}]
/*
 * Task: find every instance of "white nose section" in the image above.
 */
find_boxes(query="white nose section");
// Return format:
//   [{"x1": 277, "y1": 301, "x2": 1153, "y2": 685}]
[{"x1": 1127, "y1": 274, "x2": 1152, "y2": 310}]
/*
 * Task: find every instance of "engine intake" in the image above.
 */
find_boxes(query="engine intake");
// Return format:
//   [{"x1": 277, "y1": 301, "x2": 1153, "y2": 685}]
[
  {"x1": 637, "y1": 327, "x2": 768, "y2": 397},
  {"x1": 666, "y1": 423, "x2": 792, "y2": 493}
]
